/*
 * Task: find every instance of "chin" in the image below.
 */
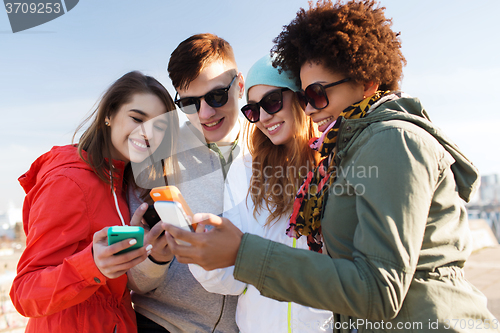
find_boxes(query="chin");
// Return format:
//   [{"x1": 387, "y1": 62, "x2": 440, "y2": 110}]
[
  {"x1": 129, "y1": 157, "x2": 144, "y2": 164},
  {"x1": 128, "y1": 153, "x2": 149, "y2": 164},
  {"x1": 269, "y1": 138, "x2": 284, "y2": 146},
  {"x1": 203, "y1": 130, "x2": 226, "y2": 143}
]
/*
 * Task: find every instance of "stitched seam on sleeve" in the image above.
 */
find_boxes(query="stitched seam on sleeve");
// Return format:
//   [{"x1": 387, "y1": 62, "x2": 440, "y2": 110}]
[
  {"x1": 234, "y1": 233, "x2": 248, "y2": 279},
  {"x1": 354, "y1": 259, "x2": 374, "y2": 318},
  {"x1": 256, "y1": 239, "x2": 276, "y2": 291},
  {"x1": 358, "y1": 253, "x2": 413, "y2": 319}
]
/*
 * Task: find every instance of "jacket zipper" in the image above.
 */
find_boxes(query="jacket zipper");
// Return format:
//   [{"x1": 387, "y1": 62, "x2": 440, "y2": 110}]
[
  {"x1": 211, "y1": 294, "x2": 226, "y2": 333},
  {"x1": 288, "y1": 238, "x2": 297, "y2": 332}
]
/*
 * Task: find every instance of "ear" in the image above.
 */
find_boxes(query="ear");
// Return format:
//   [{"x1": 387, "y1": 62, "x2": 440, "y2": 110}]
[
  {"x1": 237, "y1": 72, "x2": 245, "y2": 99},
  {"x1": 363, "y1": 81, "x2": 379, "y2": 98}
]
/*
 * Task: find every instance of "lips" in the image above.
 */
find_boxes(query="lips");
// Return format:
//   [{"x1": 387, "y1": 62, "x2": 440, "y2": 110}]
[
  {"x1": 315, "y1": 116, "x2": 334, "y2": 132},
  {"x1": 266, "y1": 121, "x2": 284, "y2": 135},
  {"x1": 129, "y1": 138, "x2": 148, "y2": 152},
  {"x1": 316, "y1": 116, "x2": 333, "y2": 127},
  {"x1": 202, "y1": 118, "x2": 224, "y2": 131}
]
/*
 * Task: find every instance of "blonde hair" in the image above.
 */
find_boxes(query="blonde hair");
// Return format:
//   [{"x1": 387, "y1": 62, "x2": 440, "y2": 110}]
[{"x1": 246, "y1": 92, "x2": 318, "y2": 225}]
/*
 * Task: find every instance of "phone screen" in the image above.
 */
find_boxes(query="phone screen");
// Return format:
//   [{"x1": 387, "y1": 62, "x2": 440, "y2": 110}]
[{"x1": 143, "y1": 205, "x2": 161, "y2": 229}]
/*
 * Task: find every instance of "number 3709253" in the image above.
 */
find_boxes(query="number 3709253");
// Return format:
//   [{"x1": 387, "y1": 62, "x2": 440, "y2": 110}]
[
  {"x1": 444, "y1": 318, "x2": 499, "y2": 330},
  {"x1": 5, "y1": 3, "x2": 61, "y2": 14}
]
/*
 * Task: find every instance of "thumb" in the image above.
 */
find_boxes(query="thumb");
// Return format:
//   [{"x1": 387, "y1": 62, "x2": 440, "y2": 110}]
[
  {"x1": 192, "y1": 213, "x2": 223, "y2": 228},
  {"x1": 131, "y1": 203, "x2": 148, "y2": 226},
  {"x1": 93, "y1": 227, "x2": 110, "y2": 243},
  {"x1": 195, "y1": 222, "x2": 205, "y2": 233}
]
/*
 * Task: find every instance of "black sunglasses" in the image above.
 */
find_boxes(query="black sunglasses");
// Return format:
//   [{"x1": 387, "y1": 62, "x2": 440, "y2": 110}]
[
  {"x1": 297, "y1": 78, "x2": 351, "y2": 110},
  {"x1": 240, "y1": 88, "x2": 290, "y2": 123},
  {"x1": 174, "y1": 75, "x2": 238, "y2": 114}
]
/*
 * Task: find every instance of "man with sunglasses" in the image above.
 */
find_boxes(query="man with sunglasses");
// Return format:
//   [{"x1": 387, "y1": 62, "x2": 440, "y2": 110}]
[{"x1": 127, "y1": 33, "x2": 244, "y2": 333}]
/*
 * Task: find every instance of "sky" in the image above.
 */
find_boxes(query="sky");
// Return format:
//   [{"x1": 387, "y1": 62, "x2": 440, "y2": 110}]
[{"x1": 1, "y1": 0, "x2": 499, "y2": 212}]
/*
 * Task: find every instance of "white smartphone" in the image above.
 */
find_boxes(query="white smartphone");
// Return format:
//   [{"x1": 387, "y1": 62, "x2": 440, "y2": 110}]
[{"x1": 154, "y1": 201, "x2": 194, "y2": 245}]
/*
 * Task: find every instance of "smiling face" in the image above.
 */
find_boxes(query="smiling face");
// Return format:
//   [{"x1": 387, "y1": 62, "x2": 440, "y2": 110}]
[
  {"x1": 249, "y1": 84, "x2": 296, "y2": 147},
  {"x1": 300, "y1": 61, "x2": 367, "y2": 132},
  {"x1": 107, "y1": 93, "x2": 168, "y2": 164},
  {"x1": 176, "y1": 60, "x2": 243, "y2": 144}
]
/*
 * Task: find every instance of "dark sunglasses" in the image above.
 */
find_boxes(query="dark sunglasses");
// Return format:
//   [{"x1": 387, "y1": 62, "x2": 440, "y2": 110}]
[
  {"x1": 174, "y1": 75, "x2": 238, "y2": 114},
  {"x1": 240, "y1": 88, "x2": 290, "y2": 123},
  {"x1": 297, "y1": 78, "x2": 351, "y2": 110}
]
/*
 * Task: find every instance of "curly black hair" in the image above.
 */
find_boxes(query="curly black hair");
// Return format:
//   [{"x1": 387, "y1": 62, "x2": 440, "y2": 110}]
[{"x1": 271, "y1": 0, "x2": 406, "y2": 91}]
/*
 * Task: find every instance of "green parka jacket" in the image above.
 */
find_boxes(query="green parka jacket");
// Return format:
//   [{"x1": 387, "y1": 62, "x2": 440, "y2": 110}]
[{"x1": 233, "y1": 94, "x2": 499, "y2": 332}]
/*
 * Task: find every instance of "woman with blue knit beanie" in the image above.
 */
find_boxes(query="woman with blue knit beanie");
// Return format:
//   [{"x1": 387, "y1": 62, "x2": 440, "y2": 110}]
[{"x1": 188, "y1": 55, "x2": 332, "y2": 332}]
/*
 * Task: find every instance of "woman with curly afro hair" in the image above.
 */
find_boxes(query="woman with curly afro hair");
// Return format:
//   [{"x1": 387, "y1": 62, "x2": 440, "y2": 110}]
[{"x1": 163, "y1": 1, "x2": 498, "y2": 332}]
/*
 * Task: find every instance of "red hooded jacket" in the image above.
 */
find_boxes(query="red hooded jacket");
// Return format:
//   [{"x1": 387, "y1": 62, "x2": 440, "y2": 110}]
[{"x1": 10, "y1": 145, "x2": 137, "y2": 333}]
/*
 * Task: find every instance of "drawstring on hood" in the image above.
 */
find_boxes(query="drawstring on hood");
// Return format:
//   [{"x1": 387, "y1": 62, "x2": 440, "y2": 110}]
[
  {"x1": 109, "y1": 168, "x2": 126, "y2": 226},
  {"x1": 112, "y1": 186, "x2": 126, "y2": 226}
]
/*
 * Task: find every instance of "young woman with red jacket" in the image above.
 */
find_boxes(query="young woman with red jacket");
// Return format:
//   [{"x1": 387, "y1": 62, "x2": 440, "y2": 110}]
[{"x1": 10, "y1": 71, "x2": 178, "y2": 333}]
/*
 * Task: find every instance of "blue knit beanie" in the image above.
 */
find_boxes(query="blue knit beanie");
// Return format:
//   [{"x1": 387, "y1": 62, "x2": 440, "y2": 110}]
[{"x1": 245, "y1": 55, "x2": 300, "y2": 101}]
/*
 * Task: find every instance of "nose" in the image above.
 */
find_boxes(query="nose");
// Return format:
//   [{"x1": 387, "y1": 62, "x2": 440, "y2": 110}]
[
  {"x1": 303, "y1": 103, "x2": 317, "y2": 117},
  {"x1": 140, "y1": 122, "x2": 154, "y2": 143},
  {"x1": 259, "y1": 107, "x2": 273, "y2": 123},
  {"x1": 198, "y1": 99, "x2": 216, "y2": 120}
]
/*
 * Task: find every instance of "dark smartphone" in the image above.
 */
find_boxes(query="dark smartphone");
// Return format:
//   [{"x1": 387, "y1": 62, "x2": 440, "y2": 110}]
[{"x1": 143, "y1": 205, "x2": 161, "y2": 229}]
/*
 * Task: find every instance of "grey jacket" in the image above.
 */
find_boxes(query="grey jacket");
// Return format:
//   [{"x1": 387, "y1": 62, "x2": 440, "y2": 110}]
[
  {"x1": 127, "y1": 121, "x2": 242, "y2": 333},
  {"x1": 233, "y1": 94, "x2": 499, "y2": 332}
]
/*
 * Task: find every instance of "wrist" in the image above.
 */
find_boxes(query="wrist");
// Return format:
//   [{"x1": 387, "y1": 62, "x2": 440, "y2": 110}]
[{"x1": 148, "y1": 255, "x2": 171, "y2": 265}]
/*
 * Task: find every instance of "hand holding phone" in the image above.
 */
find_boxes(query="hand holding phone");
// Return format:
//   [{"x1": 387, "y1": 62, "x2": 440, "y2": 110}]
[{"x1": 93, "y1": 225, "x2": 149, "y2": 279}]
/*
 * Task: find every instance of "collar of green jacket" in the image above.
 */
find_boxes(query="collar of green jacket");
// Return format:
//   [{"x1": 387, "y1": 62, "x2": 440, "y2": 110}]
[{"x1": 336, "y1": 93, "x2": 479, "y2": 203}]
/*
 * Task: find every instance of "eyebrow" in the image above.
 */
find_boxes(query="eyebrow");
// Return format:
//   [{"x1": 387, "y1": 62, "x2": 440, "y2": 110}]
[
  {"x1": 130, "y1": 109, "x2": 147, "y2": 116},
  {"x1": 130, "y1": 109, "x2": 169, "y2": 125},
  {"x1": 155, "y1": 118, "x2": 169, "y2": 125},
  {"x1": 179, "y1": 75, "x2": 236, "y2": 98}
]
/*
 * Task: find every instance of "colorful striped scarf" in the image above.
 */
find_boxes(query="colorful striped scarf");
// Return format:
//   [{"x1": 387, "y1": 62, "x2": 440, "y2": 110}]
[{"x1": 287, "y1": 91, "x2": 388, "y2": 252}]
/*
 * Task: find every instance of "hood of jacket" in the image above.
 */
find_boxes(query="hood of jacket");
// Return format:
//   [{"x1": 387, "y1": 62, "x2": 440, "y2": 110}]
[
  {"x1": 19, "y1": 145, "x2": 92, "y2": 195},
  {"x1": 340, "y1": 93, "x2": 479, "y2": 203}
]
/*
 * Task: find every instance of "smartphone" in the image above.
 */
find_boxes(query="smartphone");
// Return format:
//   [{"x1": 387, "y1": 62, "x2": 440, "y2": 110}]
[
  {"x1": 150, "y1": 186, "x2": 196, "y2": 230},
  {"x1": 143, "y1": 205, "x2": 161, "y2": 229},
  {"x1": 150, "y1": 186, "x2": 194, "y2": 217},
  {"x1": 107, "y1": 226, "x2": 144, "y2": 255},
  {"x1": 154, "y1": 201, "x2": 194, "y2": 245}
]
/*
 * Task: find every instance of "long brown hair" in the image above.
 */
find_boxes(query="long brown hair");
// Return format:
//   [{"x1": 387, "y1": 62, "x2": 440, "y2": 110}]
[
  {"x1": 247, "y1": 92, "x2": 318, "y2": 225},
  {"x1": 73, "y1": 71, "x2": 179, "y2": 200}
]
